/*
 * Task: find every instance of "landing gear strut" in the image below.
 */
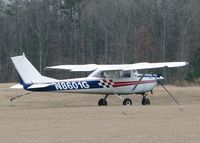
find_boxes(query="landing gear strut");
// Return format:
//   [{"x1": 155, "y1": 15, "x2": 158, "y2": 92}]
[
  {"x1": 115, "y1": 94, "x2": 132, "y2": 106},
  {"x1": 141, "y1": 94, "x2": 150, "y2": 105},
  {"x1": 98, "y1": 94, "x2": 133, "y2": 106}
]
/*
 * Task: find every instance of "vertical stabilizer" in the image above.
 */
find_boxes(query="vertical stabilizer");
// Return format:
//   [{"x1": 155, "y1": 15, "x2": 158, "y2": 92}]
[{"x1": 11, "y1": 54, "x2": 42, "y2": 84}]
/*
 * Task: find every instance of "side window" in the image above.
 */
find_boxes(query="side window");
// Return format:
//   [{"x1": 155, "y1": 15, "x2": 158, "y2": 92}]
[
  {"x1": 101, "y1": 71, "x2": 108, "y2": 78},
  {"x1": 121, "y1": 71, "x2": 131, "y2": 78},
  {"x1": 100, "y1": 71, "x2": 120, "y2": 79}
]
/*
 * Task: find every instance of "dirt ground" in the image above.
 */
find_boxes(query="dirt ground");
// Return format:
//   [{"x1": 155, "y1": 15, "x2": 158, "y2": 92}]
[{"x1": 0, "y1": 83, "x2": 200, "y2": 143}]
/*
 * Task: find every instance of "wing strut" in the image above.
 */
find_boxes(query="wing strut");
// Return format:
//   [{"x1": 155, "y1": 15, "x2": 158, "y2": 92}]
[
  {"x1": 132, "y1": 74, "x2": 145, "y2": 91},
  {"x1": 152, "y1": 74, "x2": 180, "y2": 105}
]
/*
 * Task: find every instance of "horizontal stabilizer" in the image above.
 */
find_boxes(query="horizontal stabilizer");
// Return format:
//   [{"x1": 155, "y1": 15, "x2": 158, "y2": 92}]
[
  {"x1": 10, "y1": 84, "x2": 23, "y2": 89},
  {"x1": 27, "y1": 84, "x2": 52, "y2": 89}
]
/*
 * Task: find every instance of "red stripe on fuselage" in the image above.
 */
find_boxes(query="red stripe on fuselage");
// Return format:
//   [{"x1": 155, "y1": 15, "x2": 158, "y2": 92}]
[{"x1": 113, "y1": 80, "x2": 156, "y2": 87}]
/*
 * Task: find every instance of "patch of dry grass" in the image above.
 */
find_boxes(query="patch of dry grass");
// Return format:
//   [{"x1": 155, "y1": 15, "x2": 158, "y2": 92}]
[{"x1": 0, "y1": 83, "x2": 200, "y2": 143}]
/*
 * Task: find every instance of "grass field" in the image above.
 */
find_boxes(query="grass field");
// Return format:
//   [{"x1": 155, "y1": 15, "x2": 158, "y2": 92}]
[{"x1": 0, "y1": 83, "x2": 200, "y2": 143}]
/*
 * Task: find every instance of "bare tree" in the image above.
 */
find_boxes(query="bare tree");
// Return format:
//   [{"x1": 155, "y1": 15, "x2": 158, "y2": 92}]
[{"x1": 27, "y1": 0, "x2": 51, "y2": 73}]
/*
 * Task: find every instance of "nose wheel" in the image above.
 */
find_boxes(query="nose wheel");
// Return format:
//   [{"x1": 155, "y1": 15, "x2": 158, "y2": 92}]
[
  {"x1": 98, "y1": 98, "x2": 108, "y2": 106},
  {"x1": 142, "y1": 95, "x2": 150, "y2": 105},
  {"x1": 98, "y1": 94, "x2": 108, "y2": 106}
]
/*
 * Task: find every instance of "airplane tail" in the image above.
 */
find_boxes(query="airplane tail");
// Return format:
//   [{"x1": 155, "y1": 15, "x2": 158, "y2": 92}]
[{"x1": 11, "y1": 53, "x2": 55, "y2": 89}]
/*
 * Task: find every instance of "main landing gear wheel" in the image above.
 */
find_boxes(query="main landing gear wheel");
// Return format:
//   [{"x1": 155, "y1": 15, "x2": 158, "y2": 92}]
[
  {"x1": 142, "y1": 97, "x2": 150, "y2": 105},
  {"x1": 98, "y1": 98, "x2": 107, "y2": 106},
  {"x1": 123, "y1": 98, "x2": 132, "y2": 106}
]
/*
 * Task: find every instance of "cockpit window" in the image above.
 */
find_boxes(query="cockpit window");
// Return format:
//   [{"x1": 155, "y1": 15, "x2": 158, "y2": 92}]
[
  {"x1": 91, "y1": 70, "x2": 133, "y2": 79},
  {"x1": 101, "y1": 71, "x2": 108, "y2": 78},
  {"x1": 106, "y1": 71, "x2": 119, "y2": 78},
  {"x1": 120, "y1": 71, "x2": 131, "y2": 78}
]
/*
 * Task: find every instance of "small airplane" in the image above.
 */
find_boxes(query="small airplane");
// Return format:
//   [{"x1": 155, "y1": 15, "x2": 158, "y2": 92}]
[{"x1": 11, "y1": 53, "x2": 188, "y2": 106}]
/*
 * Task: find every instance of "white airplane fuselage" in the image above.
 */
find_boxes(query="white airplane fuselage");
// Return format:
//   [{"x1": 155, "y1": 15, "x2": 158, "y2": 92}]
[{"x1": 25, "y1": 74, "x2": 159, "y2": 95}]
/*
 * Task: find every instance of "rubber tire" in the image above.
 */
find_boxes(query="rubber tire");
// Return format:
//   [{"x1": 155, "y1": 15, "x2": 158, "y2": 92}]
[
  {"x1": 146, "y1": 98, "x2": 150, "y2": 105},
  {"x1": 142, "y1": 98, "x2": 150, "y2": 105},
  {"x1": 98, "y1": 98, "x2": 107, "y2": 106},
  {"x1": 123, "y1": 98, "x2": 132, "y2": 106}
]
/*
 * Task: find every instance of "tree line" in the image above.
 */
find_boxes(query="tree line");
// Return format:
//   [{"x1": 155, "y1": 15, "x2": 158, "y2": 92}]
[{"x1": 0, "y1": 0, "x2": 200, "y2": 84}]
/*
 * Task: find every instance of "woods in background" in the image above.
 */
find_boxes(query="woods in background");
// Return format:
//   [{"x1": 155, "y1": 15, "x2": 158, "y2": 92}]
[{"x1": 0, "y1": 0, "x2": 200, "y2": 84}]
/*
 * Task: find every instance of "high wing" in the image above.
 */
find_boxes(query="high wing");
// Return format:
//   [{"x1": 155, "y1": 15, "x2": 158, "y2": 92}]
[
  {"x1": 46, "y1": 64, "x2": 98, "y2": 71},
  {"x1": 123, "y1": 62, "x2": 188, "y2": 71},
  {"x1": 46, "y1": 62, "x2": 188, "y2": 71}
]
